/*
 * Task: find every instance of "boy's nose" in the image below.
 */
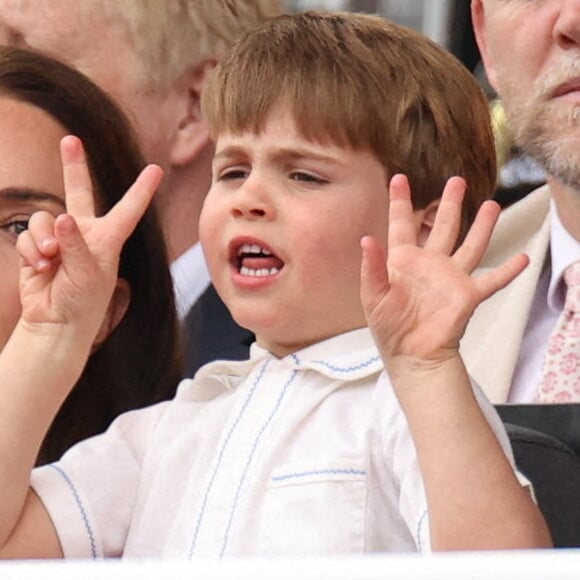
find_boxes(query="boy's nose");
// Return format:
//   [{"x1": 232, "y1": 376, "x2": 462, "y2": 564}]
[{"x1": 231, "y1": 178, "x2": 275, "y2": 220}]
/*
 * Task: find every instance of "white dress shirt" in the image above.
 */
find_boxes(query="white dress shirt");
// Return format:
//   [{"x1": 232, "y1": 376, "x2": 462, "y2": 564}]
[
  {"x1": 170, "y1": 242, "x2": 211, "y2": 320},
  {"x1": 509, "y1": 201, "x2": 580, "y2": 402},
  {"x1": 30, "y1": 329, "x2": 515, "y2": 559}
]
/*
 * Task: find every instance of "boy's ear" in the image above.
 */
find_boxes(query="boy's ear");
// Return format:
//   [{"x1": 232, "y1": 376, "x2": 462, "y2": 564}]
[
  {"x1": 415, "y1": 198, "x2": 441, "y2": 247},
  {"x1": 91, "y1": 279, "x2": 131, "y2": 351},
  {"x1": 169, "y1": 60, "x2": 217, "y2": 167}
]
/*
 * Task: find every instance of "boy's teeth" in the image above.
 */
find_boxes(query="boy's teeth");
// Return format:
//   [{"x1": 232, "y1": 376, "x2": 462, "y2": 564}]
[
  {"x1": 238, "y1": 243, "x2": 272, "y2": 256},
  {"x1": 240, "y1": 267, "x2": 280, "y2": 277}
]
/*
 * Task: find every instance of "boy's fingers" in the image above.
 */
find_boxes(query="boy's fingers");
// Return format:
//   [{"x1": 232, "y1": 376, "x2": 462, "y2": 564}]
[
  {"x1": 388, "y1": 174, "x2": 417, "y2": 248},
  {"x1": 27, "y1": 211, "x2": 58, "y2": 258},
  {"x1": 475, "y1": 253, "x2": 529, "y2": 302},
  {"x1": 60, "y1": 135, "x2": 96, "y2": 218},
  {"x1": 360, "y1": 235, "x2": 389, "y2": 315},
  {"x1": 53, "y1": 214, "x2": 97, "y2": 280},
  {"x1": 102, "y1": 164, "x2": 163, "y2": 245},
  {"x1": 453, "y1": 200, "x2": 501, "y2": 273},
  {"x1": 423, "y1": 177, "x2": 465, "y2": 255},
  {"x1": 16, "y1": 230, "x2": 52, "y2": 273}
]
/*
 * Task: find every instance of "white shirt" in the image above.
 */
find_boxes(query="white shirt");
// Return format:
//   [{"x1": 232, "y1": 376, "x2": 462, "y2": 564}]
[
  {"x1": 509, "y1": 202, "x2": 580, "y2": 402},
  {"x1": 31, "y1": 329, "x2": 514, "y2": 559},
  {"x1": 170, "y1": 242, "x2": 211, "y2": 320}
]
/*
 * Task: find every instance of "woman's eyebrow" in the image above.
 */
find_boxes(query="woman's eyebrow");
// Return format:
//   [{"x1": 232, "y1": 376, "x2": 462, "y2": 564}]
[{"x1": 0, "y1": 187, "x2": 66, "y2": 209}]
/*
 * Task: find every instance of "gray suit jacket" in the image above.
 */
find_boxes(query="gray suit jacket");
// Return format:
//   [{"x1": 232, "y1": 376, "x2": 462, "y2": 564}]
[{"x1": 460, "y1": 185, "x2": 551, "y2": 403}]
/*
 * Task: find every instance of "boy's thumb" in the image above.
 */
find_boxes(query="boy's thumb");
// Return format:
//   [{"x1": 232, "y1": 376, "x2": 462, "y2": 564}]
[{"x1": 360, "y1": 236, "x2": 389, "y2": 313}]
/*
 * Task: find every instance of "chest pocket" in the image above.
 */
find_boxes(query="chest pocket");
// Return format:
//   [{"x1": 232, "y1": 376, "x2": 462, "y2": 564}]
[{"x1": 260, "y1": 458, "x2": 367, "y2": 556}]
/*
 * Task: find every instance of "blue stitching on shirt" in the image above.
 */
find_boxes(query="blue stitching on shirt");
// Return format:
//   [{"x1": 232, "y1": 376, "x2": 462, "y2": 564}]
[
  {"x1": 188, "y1": 359, "x2": 270, "y2": 558},
  {"x1": 298, "y1": 355, "x2": 381, "y2": 373},
  {"x1": 416, "y1": 509, "x2": 428, "y2": 552},
  {"x1": 271, "y1": 468, "x2": 366, "y2": 482},
  {"x1": 219, "y1": 368, "x2": 298, "y2": 558},
  {"x1": 48, "y1": 464, "x2": 97, "y2": 559}
]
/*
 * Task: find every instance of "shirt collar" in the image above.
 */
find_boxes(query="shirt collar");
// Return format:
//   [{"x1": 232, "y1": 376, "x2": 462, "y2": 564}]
[
  {"x1": 187, "y1": 328, "x2": 382, "y2": 401},
  {"x1": 547, "y1": 200, "x2": 580, "y2": 312},
  {"x1": 170, "y1": 242, "x2": 212, "y2": 319},
  {"x1": 250, "y1": 328, "x2": 383, "y2": 380}
]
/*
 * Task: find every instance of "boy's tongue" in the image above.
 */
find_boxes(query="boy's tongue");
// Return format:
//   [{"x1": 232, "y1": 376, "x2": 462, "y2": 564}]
[{"x1": 241, "y1": 255, "x2": 284, "y2": 271}]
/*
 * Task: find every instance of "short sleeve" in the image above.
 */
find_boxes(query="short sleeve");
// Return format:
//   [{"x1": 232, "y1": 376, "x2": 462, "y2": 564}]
[
  {"x1": 381, "y1": 372, "x2": 525, "y2": 554},
  {"x1": 31, "y1": 402, "x2": 169, "y2": 558}
]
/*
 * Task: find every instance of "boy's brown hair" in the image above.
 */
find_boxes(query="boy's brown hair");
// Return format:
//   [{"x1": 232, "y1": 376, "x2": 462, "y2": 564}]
[{"x1": 202, "y1": 10, "x2": 496, "y2": 240}]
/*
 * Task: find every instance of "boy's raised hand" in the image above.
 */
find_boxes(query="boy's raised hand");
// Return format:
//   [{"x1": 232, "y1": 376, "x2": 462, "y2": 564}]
[
  {"x1": 360, "y1": 174, "x2": 528, "y2": 366},
  {"x1": 16, "y1": 136, "x2": 162, "y2": 344}
]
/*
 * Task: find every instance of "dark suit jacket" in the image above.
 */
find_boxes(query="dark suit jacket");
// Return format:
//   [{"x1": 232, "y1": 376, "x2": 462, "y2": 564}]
[{"x1": 182, "y1": 283, "x2": 254, "y2": 377}]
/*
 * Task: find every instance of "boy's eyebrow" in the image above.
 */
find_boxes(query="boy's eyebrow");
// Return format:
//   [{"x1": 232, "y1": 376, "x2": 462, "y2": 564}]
[
  {"x1": 0, "y1": 187, "x2": 66, "y2": 208},
  {"x1": 214, "y1": 144, "x2": 342, "y2": 165}
]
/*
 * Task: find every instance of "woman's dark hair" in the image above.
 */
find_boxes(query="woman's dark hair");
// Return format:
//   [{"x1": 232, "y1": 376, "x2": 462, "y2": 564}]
[{"x1": 0, "y1": 46, "x2": 182, "y2": 464}]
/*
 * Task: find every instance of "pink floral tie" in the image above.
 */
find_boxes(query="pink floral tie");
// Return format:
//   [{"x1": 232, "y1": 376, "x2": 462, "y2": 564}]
[{"x1": 537, "y1": 261, "x2": 580, "y2": 403}]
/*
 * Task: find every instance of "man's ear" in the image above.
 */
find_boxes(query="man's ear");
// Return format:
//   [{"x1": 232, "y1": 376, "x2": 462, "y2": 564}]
[
  {"x1": 91, "y1": 279, "x2": 131, "y2": 351},
  {"x1": 471, "y1": 0, "x2": 498, "y2": 90},
  {"x1": 170, "y1": 59, "x2": 217, "y2": 167},
  {"x1": 414, "y1": 198, "x2": 441, "y2": 247}
]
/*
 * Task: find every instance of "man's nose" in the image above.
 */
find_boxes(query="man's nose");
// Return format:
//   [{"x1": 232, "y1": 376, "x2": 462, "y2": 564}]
[{"x1": 553, "y1": 1, "x2": 580, "y2": 48}]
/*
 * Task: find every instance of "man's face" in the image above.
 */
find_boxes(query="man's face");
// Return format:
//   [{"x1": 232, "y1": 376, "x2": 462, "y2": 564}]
[
  {"x1": 472, "y1": 0, "x2": 580, "y2": 190},
  {"x1": 0, "y1": 0, "x2": 172, "y2": 167}
]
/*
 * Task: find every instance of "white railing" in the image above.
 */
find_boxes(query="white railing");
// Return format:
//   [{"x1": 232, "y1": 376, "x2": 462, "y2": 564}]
[{"x1": 2, "y1": 550, "x2": 580, "y2": 580}]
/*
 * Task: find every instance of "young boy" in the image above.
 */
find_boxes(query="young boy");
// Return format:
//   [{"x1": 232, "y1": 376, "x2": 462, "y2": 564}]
[{"x1": 0, "y1": 11, "x2": 550, "y2": 558}]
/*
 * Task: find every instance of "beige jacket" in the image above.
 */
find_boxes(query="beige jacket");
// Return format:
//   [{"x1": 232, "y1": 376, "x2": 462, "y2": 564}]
[{"x1": 460, "y1": 185, "x2": 551, "y2": 404}]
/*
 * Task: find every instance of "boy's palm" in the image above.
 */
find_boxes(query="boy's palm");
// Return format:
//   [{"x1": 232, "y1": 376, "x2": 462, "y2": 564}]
[{"x1": 361, "y1": 175, "x2": 528, "y2": 363}]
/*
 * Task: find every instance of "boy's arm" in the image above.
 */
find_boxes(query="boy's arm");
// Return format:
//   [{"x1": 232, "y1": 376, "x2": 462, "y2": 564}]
[
  {"x1": 0, "y1": 136, "x2": 162, "y2": 557},
  {"x1": 361, "y1": 175, "x2": 551, "y2": 551}
]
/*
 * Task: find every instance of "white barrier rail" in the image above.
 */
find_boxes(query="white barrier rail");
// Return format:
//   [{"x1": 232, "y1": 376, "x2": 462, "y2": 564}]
[{"x1": 2, "y1": 550, "x2": 580, "y2": 580}]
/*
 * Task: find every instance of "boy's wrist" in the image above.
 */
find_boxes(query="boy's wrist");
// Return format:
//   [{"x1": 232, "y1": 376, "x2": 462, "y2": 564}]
[
  {"x1": 11, "y1": 317, "x2": 94, "y2": 368},
  {"x1": 386, "y1": 352, "x2": 467, "y2": 399}
]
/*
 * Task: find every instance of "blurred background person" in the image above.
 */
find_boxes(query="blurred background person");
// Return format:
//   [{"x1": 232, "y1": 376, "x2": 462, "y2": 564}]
[
  {"x1": 0, "y1": 45, "x2": 181, "y2": 464},
  {"x1": 0, "y1": 0, "x2": 284, "y2": 376},
  {"x1": 462, "y1": 0, "x2": 580, "y2": 405}
]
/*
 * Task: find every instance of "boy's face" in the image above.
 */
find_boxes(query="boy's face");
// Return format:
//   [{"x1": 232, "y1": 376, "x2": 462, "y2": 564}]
[{"x1": 200, "y1": 103, "x2": 390, "y2": 357}]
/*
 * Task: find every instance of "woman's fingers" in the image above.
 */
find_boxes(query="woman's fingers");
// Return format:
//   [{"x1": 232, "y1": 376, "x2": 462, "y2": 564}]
[{"x1": 60, "y1": 135, "x2": 95, "y2": 218}]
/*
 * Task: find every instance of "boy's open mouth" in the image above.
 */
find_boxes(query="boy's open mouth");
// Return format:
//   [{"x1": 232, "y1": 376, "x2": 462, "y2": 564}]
[{"x1": 231, "y1": 242, "x2": 284, "y2": 277}]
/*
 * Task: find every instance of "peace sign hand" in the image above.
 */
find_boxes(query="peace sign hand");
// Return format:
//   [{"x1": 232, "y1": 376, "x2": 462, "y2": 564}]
[{"x1": 16, "y1": 136, "x2": 162, "y2": 345}]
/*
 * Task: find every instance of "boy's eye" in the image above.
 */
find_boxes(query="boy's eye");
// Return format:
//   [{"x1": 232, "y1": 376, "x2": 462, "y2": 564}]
[
  {"x1": 219, "y1": 168, "x2": 248, "y2": 180},
  {"x1": 290, "y1": 171, "x2": 327, "y2": 184}
]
